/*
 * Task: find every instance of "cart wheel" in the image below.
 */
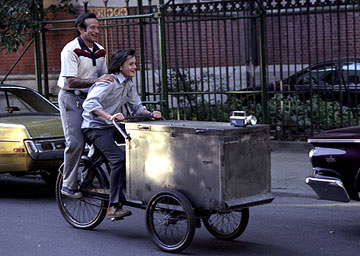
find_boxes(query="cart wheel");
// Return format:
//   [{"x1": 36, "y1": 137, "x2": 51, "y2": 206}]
[
  {"x1": 55, "y1": 160, "x2": 108, "y2": 229},
  {"x1": 202, "y1": 208, "x2": 249, "y2": 240},
  {"x1": 145, "y1": 189, "x2": 196, "y2": 253}
]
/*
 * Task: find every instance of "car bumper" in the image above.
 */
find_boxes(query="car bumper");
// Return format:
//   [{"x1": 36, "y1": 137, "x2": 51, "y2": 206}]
[
  {"x1": 305, "y1": 175, "x2": 350, "y2": 202},
  {"x1": 24, "y1": 136, "x2": 65, "y2": 161}
]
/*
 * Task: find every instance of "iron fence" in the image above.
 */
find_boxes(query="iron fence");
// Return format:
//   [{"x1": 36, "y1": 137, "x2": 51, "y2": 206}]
[
  {"x1": 263, "y1": 0, "x2": 360, "y2": 140},
  {"x1": 39, "y1": 0, "x2": 360, "y2": 140}
]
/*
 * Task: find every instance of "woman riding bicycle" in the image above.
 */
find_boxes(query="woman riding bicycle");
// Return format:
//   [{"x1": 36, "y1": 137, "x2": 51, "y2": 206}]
[{"x1": 81, "y1": 48, "x2": 162, "y2": 219}]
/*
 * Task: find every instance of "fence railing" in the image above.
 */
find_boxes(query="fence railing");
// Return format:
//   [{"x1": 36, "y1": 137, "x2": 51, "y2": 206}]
[{"x1": 38, "y1": 0, "x2": 360, "y2": 140}]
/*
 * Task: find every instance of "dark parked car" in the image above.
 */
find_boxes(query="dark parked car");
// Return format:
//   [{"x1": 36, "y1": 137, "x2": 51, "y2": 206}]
[
  {"x1": 244, "y1": 58, "x2": 360, "y2": 106},
  {"x1": 276, "y1": 58, "x2": 360, "y2": 93},
  {"x1": 305, "y1": 126, "x2": 360, "y2": 202},
  {"x1": 0, "y1": 84, "x2": 65, "y2": 185}
]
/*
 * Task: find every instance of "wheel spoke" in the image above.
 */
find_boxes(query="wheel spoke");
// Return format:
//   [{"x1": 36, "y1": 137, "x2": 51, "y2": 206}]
[
  {"x1": 210, "y1": 211, "x2": 241, "y2": 234},
  {"x1": 202, "y1": 208, "x2": 249, "y2": 240},
  {"x1": 146, "y1": 190, "x2": 195, "y2": 253}
]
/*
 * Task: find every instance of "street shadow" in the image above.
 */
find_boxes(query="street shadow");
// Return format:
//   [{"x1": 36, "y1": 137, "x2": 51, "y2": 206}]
[
  {"x1": 188, "y1": 237, "x2": 303, "y2": 256},
  {"x1": 332, "y1": 223, "x2": 360, "y2": 238},
  {"x1": 0, "y1": 174, "x2": 55, "y2": 198}
]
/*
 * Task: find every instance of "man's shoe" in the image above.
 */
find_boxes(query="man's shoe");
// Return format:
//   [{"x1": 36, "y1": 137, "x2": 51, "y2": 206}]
[
  {"x1": 106, "y1": 206, "x2": 132, "y2": 219},
  {"x1": 61, "y1": 186, "x2": 82, "y2": 199}
]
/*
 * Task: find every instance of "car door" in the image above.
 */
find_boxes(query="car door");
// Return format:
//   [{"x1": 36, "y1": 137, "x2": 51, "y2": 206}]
[
  {"x1": 0, "y1": 90, "x2": 28, "y2": 172},
  {"x1": 340, "y1": 61, "x2": 360, "y2": 106}
]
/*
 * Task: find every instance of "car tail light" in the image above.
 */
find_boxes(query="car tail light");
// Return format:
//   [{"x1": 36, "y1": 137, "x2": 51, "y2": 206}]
[
  {"x1": 23, "y1": 137, "x2": 65, "y2": 160},
  {"x1": 55, "y1": 142, "x2": 65, "y2": 149},
  {"x1": 24, "y1": 138, "x2": 65, "y2": 154},
  {"x1": 41, "y1": 143, "x2": 53, "y2": 151},
  {"x1": 13, "y1": 147, "x2": 25, "y2": 152}
]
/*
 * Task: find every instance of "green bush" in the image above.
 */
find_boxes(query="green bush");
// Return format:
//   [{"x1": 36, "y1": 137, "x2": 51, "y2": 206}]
[
  {"x1": 262, "y1": 94, "x2": 359, "y2": 128},
  {"x1": 166, "y1": 69, "x2": 359, "y2": 137},
  {"x1": 170, "y1": 93, "x2": 359, "y2": 129}
]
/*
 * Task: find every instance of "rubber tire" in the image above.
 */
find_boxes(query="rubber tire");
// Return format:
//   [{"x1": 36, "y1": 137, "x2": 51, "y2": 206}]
[
  {"x1": 40, "y1": 170, "x2": 58, "y2": 186},
  {"x1": 145, "y1": 189, "x2": 196, "y2": 253},
  {"x1": 354, "y1": 169, "x2": 360, "y2": 201},
  {"x1": 55, "y1": 160, "x2": 108, "y2": 229},
  {"x1": 202, "y1": 208, "x2": 249, "y2": 240}
]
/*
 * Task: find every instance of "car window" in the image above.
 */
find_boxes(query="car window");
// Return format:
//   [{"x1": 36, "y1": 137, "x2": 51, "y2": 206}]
[
  {"x1": 322, "y1": 70, "x2": 339, "y2": 84},
  {"x1": 342, "y1": 62, "x2": 360, "y2": 84},
  {"x1": 295, "y1": 64, "x2": 338, "y2": 85},
  {"x1": 0, "y1": 89, "x2": 59, "y2": 115}
]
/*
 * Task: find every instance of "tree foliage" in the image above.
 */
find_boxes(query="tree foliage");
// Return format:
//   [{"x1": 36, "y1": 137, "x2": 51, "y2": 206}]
[{"x1": 0, "y1": 0, "x2": 75, "y2": 53}]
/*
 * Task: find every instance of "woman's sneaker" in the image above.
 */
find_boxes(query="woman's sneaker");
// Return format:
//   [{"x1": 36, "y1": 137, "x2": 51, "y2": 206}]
[{"x1": 61, "y1": 186, "x2": 82, "y2": 199}]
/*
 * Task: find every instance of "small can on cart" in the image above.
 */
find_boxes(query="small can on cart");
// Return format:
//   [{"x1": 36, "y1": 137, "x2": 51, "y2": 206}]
[{"x1": 230, "y1": 111, "x2": 257, "y2": 127}]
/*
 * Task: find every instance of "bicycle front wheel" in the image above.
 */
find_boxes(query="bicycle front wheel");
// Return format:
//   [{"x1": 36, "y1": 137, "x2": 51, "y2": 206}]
[{"x1": 55, "y1": 160, "x2": 108, "y2": 229}]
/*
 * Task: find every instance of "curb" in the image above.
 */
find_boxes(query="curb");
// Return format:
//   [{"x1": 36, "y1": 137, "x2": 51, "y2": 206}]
[
  {"x1": 272, "y1": 190, "x2": 317, "y2": 199},
  {"x1": 270, "y1": 140, "x2": 313, "y2": 153}
]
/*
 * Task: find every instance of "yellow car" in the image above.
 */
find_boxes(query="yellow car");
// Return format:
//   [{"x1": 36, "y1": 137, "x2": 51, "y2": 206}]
[{"x1": 0, "y1": 84, "x2": 65, "y2": 185}]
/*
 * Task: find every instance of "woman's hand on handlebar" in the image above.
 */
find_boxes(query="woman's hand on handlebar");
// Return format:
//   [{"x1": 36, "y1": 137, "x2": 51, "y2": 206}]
[
  {"x1": 139, "y1": 110, "x2": 162, "y2": 120},
  {"x1": 109, "y1": 113, "x2": 125, "y2": 122},
  {"x1": 151, "y1": 111, "x2": 162, "y2": 119},
  {"x1": 109, "y1": 111, "x2": 163, "y2": 123}
]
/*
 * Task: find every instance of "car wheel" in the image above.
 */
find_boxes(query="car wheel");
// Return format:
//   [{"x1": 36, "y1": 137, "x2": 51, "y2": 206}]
[
  {"x1": 354, "y1": 170, "x2": 360, "y2": 201},
  {"x1": 40, "y1": 170, "x2": 58, "y2": 186}
]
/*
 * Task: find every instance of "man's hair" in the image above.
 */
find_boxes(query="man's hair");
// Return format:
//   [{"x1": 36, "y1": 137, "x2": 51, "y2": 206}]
[
  {"x1": 74, "y1": 12, "x2": 98, "y2": 37},
  {"x1": 108, "y1": 49, "x2": 136, "y2": 74}
]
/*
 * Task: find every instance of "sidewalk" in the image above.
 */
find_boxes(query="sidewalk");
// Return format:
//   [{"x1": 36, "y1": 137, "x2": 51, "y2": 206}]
[{"x1": 270, "y1": 141, "x2": 317, "y2": 198}]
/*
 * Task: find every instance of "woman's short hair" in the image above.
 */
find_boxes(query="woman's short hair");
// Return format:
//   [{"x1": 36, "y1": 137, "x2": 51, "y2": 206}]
[
  {"x1": 108, "y1": 49, "x2": 136, "y2": 74},
  {"x1": 75, "y1": 12, "x2": 97, "y2": 37}
]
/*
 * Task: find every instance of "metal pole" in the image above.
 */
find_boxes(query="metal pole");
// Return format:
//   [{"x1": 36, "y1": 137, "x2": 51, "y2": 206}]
[
  {"x1": 137, "y1": 0, "x2": 147, "y2": 102},
  {"x1": 39, "y1": 1, "x2": 49, "y2": 98},
  {"x1": 158, "y1": 0, "x2": 169, "y2": 118},
  {"x1": 103, "y1": 0, "x2": 109, "y2": 66},
  {"x1": 83, "y1": 1, "x2": 89, "y2": 13},
  {"x1": 33, "y1": 0, "x2": 42, "y2": 94},
  {"x1": 258, "y1": 1, "x2": 269, "y2": 124},
  {"x1": 41, "y1": 27, "x2": 49, "y2": 98}
]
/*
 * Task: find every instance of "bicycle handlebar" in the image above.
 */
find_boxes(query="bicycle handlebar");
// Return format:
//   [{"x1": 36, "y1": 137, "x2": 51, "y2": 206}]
[
  {"x1": 112, "y1": 119, "x2": 132, "y2": 141},
  {"x1": 111, "y1": 115, "x2": 165, "y2": 141}
]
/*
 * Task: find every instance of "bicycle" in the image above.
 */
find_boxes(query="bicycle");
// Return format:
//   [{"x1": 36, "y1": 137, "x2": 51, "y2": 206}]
[{"x1": 55, "y1": 117, "x2": 272, "y2": 253}]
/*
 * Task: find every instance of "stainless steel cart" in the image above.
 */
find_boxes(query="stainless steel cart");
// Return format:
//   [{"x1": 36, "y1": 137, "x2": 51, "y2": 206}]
[{"x1": 56, "y1": 120, "x2": 274, "y2": 253}]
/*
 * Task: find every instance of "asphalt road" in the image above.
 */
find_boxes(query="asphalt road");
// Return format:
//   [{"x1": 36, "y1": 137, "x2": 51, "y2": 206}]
[
  {"x1": 270, "y1": 144, "x2": 315, "y2": 198},
  {"x1": 1, "y1": 145, "x2": 360, "y2": 255}
]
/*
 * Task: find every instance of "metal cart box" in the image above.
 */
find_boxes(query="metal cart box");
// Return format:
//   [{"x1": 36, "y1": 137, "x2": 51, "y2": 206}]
[{"x1": 125, "y1": 120, "x2": 272, "y2": 210}]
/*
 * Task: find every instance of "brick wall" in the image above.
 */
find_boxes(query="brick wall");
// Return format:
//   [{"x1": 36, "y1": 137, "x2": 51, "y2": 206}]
[
  {"x1": 265, "y1": 12, "x2": 360, "y2": 65},
  {"x1": 1, "y1": 6, "x2": 359, "y2": 93},
  {"x1": 0, "y1": 12, "x2": 75, "y2": 77}
]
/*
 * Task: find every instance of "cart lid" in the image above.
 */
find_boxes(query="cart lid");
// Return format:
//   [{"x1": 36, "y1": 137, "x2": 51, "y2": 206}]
[{"x1": 125, "y1": 120, "x2": 269, "y2": 136}]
